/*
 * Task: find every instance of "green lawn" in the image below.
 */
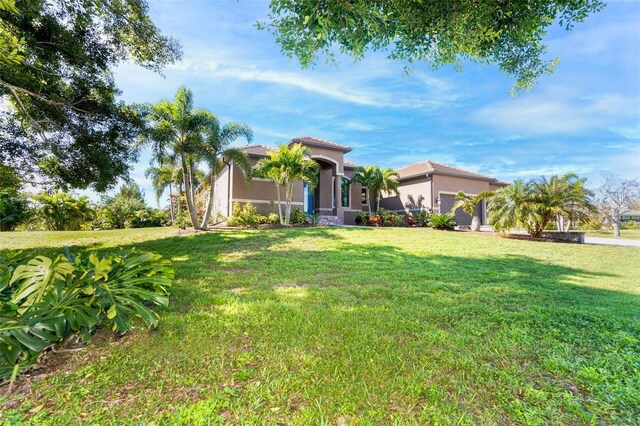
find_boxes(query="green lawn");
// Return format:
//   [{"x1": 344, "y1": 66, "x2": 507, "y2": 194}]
[
  {"x1": 1, "y1": 227, "x2": 639, "y2": 424},
  {"x1": 586, "y1": 229, "x2": 640, "y2": 240}
]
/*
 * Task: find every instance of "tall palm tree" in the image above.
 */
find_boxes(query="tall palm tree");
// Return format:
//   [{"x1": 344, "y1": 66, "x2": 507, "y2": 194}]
[
  {"x1": 143, "y1": 87, "x2": 216, "y2": 229},
  {"x1": 199, "y1": 120, "x2": 253, "y2": 229},
  {"x1": 145, "y1": 163, "x2": 176, "y2": 224},
  {"x1": 352, "y1": 166, "x2": 400, "y2": 213},
  {"x1": 450, "y1": 190, "x2": 494, "y2": 232},
  {"x1": 253, "y1": 143, "x2": 319, "y2": 225}
]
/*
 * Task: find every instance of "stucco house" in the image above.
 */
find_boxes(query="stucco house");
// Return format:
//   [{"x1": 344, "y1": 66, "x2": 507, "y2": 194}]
[
  {"x1": 212, "y1": 136, "x2": 508, "y2": 226},
  {"x1": 379, "y1": 161, "x2": 508, "y2": 226}
]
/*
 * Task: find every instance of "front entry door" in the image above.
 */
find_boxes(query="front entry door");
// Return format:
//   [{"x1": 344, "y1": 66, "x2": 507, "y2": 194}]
[{"x1": 303, "y1": 182, "x2": 314, "y2": 215}]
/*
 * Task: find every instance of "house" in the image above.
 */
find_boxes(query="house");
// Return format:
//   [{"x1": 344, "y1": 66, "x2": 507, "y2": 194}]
[
  {"x1": 213, "y1": 137, "x2": 367, "y2": 224},
  {"x1": 379, "y1": 161, "x2": 509, "y2": 226},
  {"x1": 213, "y1": 137, "x2": 508, "y2": 225},
  {"x1": 621, "y1": 210, "x2": 640, "y2": 223}
]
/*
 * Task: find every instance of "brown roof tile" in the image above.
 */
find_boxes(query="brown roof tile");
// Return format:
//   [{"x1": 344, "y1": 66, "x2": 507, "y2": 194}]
[
  {"x1": 396, "y1": 160, "x2": 503, "y2": 182},
  {"x1": 239, "y1": 144, "x2": 271, "y2": 157},
  {"x1": 289, "y1": 136, "x2": 352, "y2": 152}
]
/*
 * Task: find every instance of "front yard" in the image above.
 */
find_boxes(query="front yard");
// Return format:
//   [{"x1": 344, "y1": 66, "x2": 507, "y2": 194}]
[{"x1": 0, "y1": 227, "x2": 638, "y2": 424}]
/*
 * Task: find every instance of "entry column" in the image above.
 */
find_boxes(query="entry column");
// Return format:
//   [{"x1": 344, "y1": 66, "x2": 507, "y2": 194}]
[{"x1": 334, "y1": 173, "x2": 342, "y2": 213}]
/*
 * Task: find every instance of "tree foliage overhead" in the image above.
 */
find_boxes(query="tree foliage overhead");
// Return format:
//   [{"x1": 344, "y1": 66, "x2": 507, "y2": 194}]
[
  {"x1": 0, "y1": 0, "x2": 182, "y2": 191},
  {"x1": 260, "y1": 0, "x2": 604, "y2": 92}
]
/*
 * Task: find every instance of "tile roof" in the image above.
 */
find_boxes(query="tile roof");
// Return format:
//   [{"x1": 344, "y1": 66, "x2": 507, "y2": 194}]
[
  {"x1": 344, "y1": 161, "x2": 359, "y2": 169},
  {"x1": 239, "y1": 144, "x2": 271, "y2": 157},
  {"x1": 396, "y1": 160, "x2": 502, "y2": 182},
  {"x1": 289, "y1": 136, "x2": 352, "y2": 152}
]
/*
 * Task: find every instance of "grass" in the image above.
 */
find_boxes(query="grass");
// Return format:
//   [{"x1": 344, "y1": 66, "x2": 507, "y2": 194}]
[
  {"x1": 585, "y1": 229, "x2": 640, "y2": 240},
  {"x1": 0, "y1": 227, "x2": 639, "y2": 424}
]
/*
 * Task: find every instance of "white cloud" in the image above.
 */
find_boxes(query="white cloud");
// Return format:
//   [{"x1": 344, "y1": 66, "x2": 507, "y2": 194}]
[
  {"x1": 472, "y1": 91, "x2": 638, "y2": 134},
  {"x1": 340, "y1": 120, "x2": 381, "y2": 132}
]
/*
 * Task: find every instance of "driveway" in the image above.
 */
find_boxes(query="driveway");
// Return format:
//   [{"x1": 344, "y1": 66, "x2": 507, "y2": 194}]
[{"x1": 584, "y1": 236, "x2": 640, "y2": 247}]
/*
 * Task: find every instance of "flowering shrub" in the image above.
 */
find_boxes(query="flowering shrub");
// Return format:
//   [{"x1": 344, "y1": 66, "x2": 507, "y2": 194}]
[{"x1": 368, "y1": 214, "x2": 383, "y2": 226}]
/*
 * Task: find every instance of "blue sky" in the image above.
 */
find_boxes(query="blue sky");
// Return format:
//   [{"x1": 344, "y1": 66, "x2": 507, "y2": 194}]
[{"x1": 106, "y1": 0, "x2": 639, "y2": 207}]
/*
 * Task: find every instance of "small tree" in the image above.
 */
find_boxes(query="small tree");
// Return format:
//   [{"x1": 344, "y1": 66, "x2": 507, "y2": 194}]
[
  {"x1": 254, "y1": 144, "x2": 319, "y2": 225},
  {"x1": 100, "y1": 184, "x2": 148, "y2": 229},
  {"x1": 597, "y1": 173, "x2": 640, "y2": 238},
  {"x1": 33, "y1": 192, "x2": 95, "y2": 231},
  {"x1": 489, "y1": 173, "x2": 594, "y2": 237},
  {"x1": 450, "y1": 190, "x2": 494, "y2": 232},
  {"x1": 352, "y1": 166, "x2": 400, "y2": 213}
]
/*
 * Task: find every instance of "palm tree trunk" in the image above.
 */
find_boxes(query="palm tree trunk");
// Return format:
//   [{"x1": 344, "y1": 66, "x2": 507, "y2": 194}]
[
  {"x1": 200, "y1": 169, "x2": 216, "y2": 229},
  {"x1": 285, "y1": 181, "x2": 293, "y2": 225},
  {"x1": 375, "y1": 190, "x2": 380, "y2": 213},
  {"x1": 189, "y1": 159, "x2": 198, "y2": 210},
  {"x1": 366, "y1": 189, "x2": 372, "y2": 214},
  {"x1": 275, "y1": 182, "x2": 284, "y2": 225},
  {"x1": 181, "y1": 152, "x2": 200, "y2": 229},
  {"x1": 176, "y1": 182, "x2": 182, "y2": 219},
  {"x1": 168, "y1": 182, "x2": 175, "y2": 225}
]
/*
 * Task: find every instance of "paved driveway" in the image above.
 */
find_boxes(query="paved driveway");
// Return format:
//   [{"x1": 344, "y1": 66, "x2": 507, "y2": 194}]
[{"x1": 584, "y1": 236, "x2": 640, "y2": 247}]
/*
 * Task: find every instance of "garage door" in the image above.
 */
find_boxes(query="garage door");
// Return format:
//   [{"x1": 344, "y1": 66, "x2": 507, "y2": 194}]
[{"x1": 439, "y1": 194, "x2": 473, "y2": 226}]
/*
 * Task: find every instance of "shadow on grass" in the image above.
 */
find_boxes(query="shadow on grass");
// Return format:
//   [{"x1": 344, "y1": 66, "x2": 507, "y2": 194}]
[{"x1": 2, "y1": 227, "x2": 638, "y2": 423}]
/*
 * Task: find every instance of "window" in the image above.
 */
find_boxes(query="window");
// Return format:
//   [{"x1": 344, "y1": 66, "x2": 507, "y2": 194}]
[
  {"x1": 341, "y1": 178, "x2": 350, "y2": 207},
  {"x1": 361, "y1": 187, "x2": 367, "y2": 205}
]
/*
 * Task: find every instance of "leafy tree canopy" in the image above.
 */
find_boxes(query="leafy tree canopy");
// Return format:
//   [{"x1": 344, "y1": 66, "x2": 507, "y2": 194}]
[
  {"x1": 259, "y1": 0, "x2": 604, "y2": 92},
  {"x1": 0, "y1": 0, "x2": 182, "y2": 191}
]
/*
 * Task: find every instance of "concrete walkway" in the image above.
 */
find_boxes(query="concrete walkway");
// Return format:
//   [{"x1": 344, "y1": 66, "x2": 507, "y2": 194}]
[{"x1": 584, "y1": 236, "x2": 640, "y2": 247}]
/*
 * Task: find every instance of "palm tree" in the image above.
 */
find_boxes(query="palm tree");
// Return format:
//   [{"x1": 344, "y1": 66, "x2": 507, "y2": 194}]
[
  {"x1": 535, "y1": 173, "x2": 594, "y2": 232},
  {"x1": 352, "y1": 166, "x2": 400, "y2": 213},
  {"x1": 377, "y1": 168, "x2": 400, "y2": 211},
  {"x1": 199, "y1": 120, "x2": 253, "y2": 229},
  {"x1": 488, "y1": 180, "x2": 537, "y2": 235},
  {"x1": 450, "y1": 190, "x2": 494, "y2": 232},
  {"x1": 143, "y1": 87, "x2": 216, "y2": 229},
  {"x1": 253, "y1": 143, "x2": 319, "y2": 225},
  {"x1": 145, "y1": 163, "x2": 176, "y2": 224},
  {"x1": 489, "y1": 174, "x2": 594, "y2": 237}
]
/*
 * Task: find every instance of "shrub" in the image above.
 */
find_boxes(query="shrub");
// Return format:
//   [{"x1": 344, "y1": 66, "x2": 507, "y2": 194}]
[
  {"x1": 378, "y1": 208, "x2": 392, "y2": 226},
  {"x1": 428, "y1": 213, "x2": 457, "y2": 230},
  {"x1": 0, "y1": 249, "x2": 173, "y2": 385},
  {"x1": 0, "y1": 192, "x2": 30, "y2": 231},
  {"x1": 267, "y1": 213, "x2": 280, "y2": 224},
  {"x1": 355, "y1": 211, "x2": 368, "y2": 225},
  {"x1": 622, "y1": 220, "x2": 640, "y2": 230},
  {"x1": 390, "y1": 213, "x2": 406, "y2": 227},
  {"x1": 33, "y1": 191, "x2": 95, "y2": 231},
  {"x1": 128, "y1": 208, "x2": 171, "y2": 228},
  {"x1": 308, "y1": 212, "x2": 320, "y2": 225},
  {"x1": 407, "y1": 217, "x2": 416, "y2": 226},
  {"x1": 368, "y1": 214, "x2": 382, "y2": 226},
  {"x1": 227, "y1": 202, "x2": 262, "y2": 227},
  {"x1": 290, "y1": 208, "x2": 307, "y2": 225},
  {"x1": 414, "y1": 210, "x2": 430, "y2": 227},
  {"x1": 579, "y1": 214, "x2": 606, "y2": 231}
]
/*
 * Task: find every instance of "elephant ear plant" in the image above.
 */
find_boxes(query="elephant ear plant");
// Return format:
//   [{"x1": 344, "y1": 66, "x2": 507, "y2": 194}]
[{"x1": 0, "y1": 249, "x2": 173, "y2": 391}]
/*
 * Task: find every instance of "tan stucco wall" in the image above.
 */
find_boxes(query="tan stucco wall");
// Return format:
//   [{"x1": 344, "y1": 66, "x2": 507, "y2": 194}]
[
  {"x1": 432, "y1": 175, "x2": 494, "y2": 221},
  {"x1": 230, "y1": 161, "x2": 303, "y2": 215},
  {"x1": 306, "y1": 146, "x2": 345, "y2": 174},
  {"x1": 380, "y1": 176, "x2": 432, "y2": 213}
]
